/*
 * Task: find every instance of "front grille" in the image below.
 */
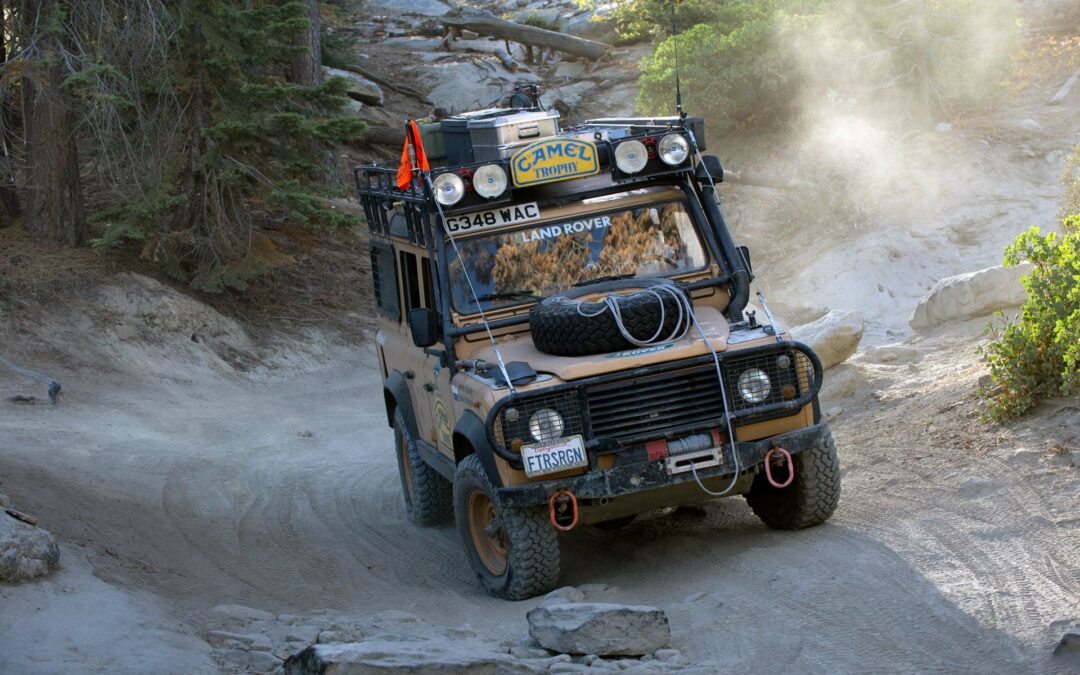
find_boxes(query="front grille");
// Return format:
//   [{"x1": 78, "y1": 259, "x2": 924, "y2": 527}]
[
  {"x1": 585, "y1": 348, "x2": 817, "y2": 443},
  {"x1": 586, "y1": 366, "x2": 725, "y2": 441}
]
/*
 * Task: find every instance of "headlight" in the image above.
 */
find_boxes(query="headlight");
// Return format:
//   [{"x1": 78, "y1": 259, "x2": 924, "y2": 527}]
[
  {"x1": 528, "y1": 408, "x2": 564, "y2": 443},
  {"x1": 614, "y1": 140, "x2": 648, "y2": 174},
  {"x1": 658, "y1": 133, "x2": 689, "y2": 166},
  {"x1": 433, "y1": 172, "x2": 465, "y2": 206},
  {"x1": 473, "y1": 164, "x2": 508, "y2": 199},
  {"x1": 737, "y1": 368, "x2": 771, "y2": 404}
]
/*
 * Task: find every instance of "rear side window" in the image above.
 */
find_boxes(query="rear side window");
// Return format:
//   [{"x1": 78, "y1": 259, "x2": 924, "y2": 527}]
[{"x1": 371, "y1": 241, "x2": 400, "y2": 321}]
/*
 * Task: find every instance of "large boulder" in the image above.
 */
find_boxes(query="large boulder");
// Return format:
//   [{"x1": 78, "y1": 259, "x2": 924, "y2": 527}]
[
  {"x1": 0, "y1": 512, "x2": 60, "y2": 582},
  {"x1": 283, "y1": 640, "x2": 541, "y2": 674},
  {"x1": 322, "y1": 67, "x2": 384, "y2": 106},
  {"x1": 790, "y1": 310, "x2": 864, "y2": 370},
  {"x1": 526, "y1": 603, "x2": 671, "y2": 656},
  {"x1": 909, "y1": 264, "x2": 1031, "y2": 330},
  {"x1": 366, "y1": 0, "x2": 450, "y2": 16}
]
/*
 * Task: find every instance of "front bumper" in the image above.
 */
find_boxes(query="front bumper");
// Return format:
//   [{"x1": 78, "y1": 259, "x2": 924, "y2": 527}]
[{"x1": 498, "y1": 422, "x2": 830, "y2": 508}]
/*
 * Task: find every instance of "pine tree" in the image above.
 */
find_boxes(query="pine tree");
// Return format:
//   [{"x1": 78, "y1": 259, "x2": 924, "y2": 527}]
[{"x1": 99, "y1": 0, "x2": 366, "y2": 291}]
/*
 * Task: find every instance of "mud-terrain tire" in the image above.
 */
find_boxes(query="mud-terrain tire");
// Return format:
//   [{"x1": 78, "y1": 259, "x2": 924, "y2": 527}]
[
  {"x1": 745, "y1": 428, "x2": 841, "y2": 530},
  {"x1": 394, "y1": 408, "x2": 453, "y2": 526},
  {"x1": 453, "y1": 455, "x2": 560, "y2": 599},
  {"x1": 529, "y1": 279, "x2": 690, "y2": 356}
]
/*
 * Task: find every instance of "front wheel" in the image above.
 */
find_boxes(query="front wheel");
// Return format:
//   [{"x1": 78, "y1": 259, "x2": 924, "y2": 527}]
[
  {"x1": 745, "y1": 427, "x2": 841, "y2": 530},
  {"x1": 453, "y1": 455, "x2": 560, "y2": 600}
]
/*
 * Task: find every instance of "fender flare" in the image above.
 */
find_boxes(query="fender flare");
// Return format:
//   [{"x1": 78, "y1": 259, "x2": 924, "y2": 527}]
[
  {"x1": 384, "y1": 370, "x2": 418, "y2": 438},
  {"x1": 453, "y1": 410, "x2": 503, "y2": 488}
]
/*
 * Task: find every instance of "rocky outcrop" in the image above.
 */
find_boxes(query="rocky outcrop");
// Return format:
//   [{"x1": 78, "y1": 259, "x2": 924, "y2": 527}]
[
  {"x1": 909, "y1": 264, "x2": 1031, "y2": 330},
  {"x1": 526, "y1": 603, "x2": 671, "y2": 656},
  {"x1": 0, "y1": 511, "x2": 60, "y2": 582},
  {"x1": 283, "y1": 640, "x2": 542, "y2": 674},
  {"x1": 790, "y1": 310, "x2": 864, "y2": 370},
  {"x1": 322, "y1": 67, "x2": 385, "y2": 106}
]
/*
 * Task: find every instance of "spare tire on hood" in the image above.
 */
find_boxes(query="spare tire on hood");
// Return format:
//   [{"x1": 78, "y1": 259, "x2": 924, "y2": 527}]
[{"x1": 528, "y1": 278, "x2": 692, "y2": 357}]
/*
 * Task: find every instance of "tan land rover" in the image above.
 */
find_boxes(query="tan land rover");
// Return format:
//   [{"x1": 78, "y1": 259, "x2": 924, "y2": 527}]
[{"x1": 355, "y1": 99, "x2": 840, "y2": 600}]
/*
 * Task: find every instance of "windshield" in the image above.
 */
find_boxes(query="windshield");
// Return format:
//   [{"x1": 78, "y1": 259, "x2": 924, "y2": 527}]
[{"x1": 447, "y1": 199, "x2": 707, "y2": 313}]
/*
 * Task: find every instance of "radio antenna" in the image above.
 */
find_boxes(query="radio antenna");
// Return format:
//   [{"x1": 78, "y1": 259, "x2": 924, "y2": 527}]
[{"x1": 671, "y1": 0, "x2": 684, "y2": 118}]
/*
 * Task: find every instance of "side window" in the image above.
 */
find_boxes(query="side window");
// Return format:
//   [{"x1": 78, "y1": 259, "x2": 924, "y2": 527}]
[
  {"x1": 421, "y1": 258, "x2": 437, "y2": 310},
  {"x1": 399, "y1": 251, "x2": 422, "y2": 311},
  {"x1": 371, "y1": 241, "x2": 400, "y2": 322}
]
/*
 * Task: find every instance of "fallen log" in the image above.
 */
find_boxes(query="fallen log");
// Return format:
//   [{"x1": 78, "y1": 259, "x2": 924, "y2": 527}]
[
  {"x1": 360, "y1": 125, "x2": 406, "y2": 148},
  {"x1": 442, "y1": 9, "x2": 608, "y2": 60}
]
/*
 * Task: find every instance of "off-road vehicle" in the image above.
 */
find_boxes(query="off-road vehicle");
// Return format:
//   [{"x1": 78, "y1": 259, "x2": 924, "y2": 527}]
[{"x1": 355, "y1": 92, "x2": 840, "y2": 600}]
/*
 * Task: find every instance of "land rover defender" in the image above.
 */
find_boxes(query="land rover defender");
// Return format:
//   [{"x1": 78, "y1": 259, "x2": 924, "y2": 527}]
[{"x1": 355, "y1": 99, "x2": 840, "y2": 600}]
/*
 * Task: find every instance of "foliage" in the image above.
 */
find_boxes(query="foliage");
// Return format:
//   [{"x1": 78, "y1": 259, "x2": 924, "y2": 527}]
[
  {"x1": 635, "y1": 0, "x2": 1017, "y2": 136},
  {"x1": 90, "y1": 0, "x2": 366, "y2": 292},
  {"x1": 518, "y1": 13, "x2": 560, "y2": 32},
  {"x1": 980, "y1": 218, "x2": 1080, "y2": 420},
  {"x1": 1064, "y1": 146, "x2": 1080, "y2": 220},
  {"x1": 638, "y1": 2, "x2": 802, "y2": 134}
]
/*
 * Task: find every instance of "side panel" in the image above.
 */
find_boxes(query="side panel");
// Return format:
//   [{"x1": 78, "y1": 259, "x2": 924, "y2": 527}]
[{"x1": 453, "y1": 411, "x2": 503, "y2": 488}]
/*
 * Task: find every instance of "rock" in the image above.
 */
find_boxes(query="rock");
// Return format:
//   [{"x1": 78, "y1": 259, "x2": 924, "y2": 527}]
[
  {"x1": 413, "y1": 61, "x2": 521, "y2": 114},
  {"x1": 554, "y1": 61, "x2": 587, "y2": 80},
  {"x1": 825, "y1": 406, "x2": 843, "y2": 420},
  {"x1": 790, "y1": 310, "x2": 864, "y2": 370},
  {"x1": 864, "y1": 345, "x2": 920, "y2": 364},
  {"x1": 1055, "y1": 631, "x2": 1080, "y2": 657},
  {"x1": 560, "y1": 5, "x2": 616, "y2": 41},
  {"x1": 0, "y1": 513, "x2": 60, "y2": 582},
  {"x1": 207, "y1": 630, "x2": 274, "y2": 651},
  {"x1": 217, "y1": 648, "x2": 282, "y2": 673},
  {"x1": 527, "y1": 603, "x2": 671, "y2": 657},
  {"x1": 549, "y1": 663, "x2": 590, "y2": 673},
  {"x1": 820, "y1": 364, "x2": 860, "y2": 401},
  {"x1": 366, "y1": 0, "x2": 450, "y2": 16},
  {"x1": 510, "y1": 645, "x2": 552, "y2": 659},
  {"x1": 283, "y1": 641, "x2": 540, "y2": 674},
  {"x1": 541, "y1": 586, "x2": 587, "y2": 606},
  {"x1": 1019, "y1": 118, "x2": 1040, "y2": 130},
  {"x1": 512, "y1": 8, "x2": 561, "y2": 25},
  {"x1": 652, "y1": 649, "x2": 680, "y2": 661},
  {"x1": 909, "y1": 264, "x2": 1031, "y2": 330},
  {"x1": 0, "y1": 488, "x2": 10, "y2": 508},
  {"x1": 211, "y1": 604, "x2": 275, "y2": 623},
  {"x1": 935, "y1": 122, "x2": 952, "y2": 133},
  {"x1": 322, "y1": 67, "x2": 384, "y2": 106}
]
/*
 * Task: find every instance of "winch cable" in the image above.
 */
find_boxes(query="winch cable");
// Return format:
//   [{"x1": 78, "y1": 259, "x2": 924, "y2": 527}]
[
  {"x1": 423, "y1": 173, "x2": 516, "y2": 394},
  {"x1": 555, "y1": 282, "x2": 743, "y2": 497}
]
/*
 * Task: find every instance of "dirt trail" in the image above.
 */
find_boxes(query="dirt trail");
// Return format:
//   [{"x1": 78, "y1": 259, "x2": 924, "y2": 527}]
[{"x1": 0, "y1": 300, "x2": 1076, "y2": 672}]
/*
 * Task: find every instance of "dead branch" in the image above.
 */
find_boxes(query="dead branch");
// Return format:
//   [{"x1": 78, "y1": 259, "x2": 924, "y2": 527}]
[{"x1": 442, "y1": 9, "x2": 608, "y2": 61}]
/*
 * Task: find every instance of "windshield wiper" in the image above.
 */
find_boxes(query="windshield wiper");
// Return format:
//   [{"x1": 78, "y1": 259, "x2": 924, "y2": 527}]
[
  {"x1": 474, "y1": 290, "x2": 540, "y2": 302},
  {"x1": 573, "y1": 273, "x2": 635, "y2": 287}
]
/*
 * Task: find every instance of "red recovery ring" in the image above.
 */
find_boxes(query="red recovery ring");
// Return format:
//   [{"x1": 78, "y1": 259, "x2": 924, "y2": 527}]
[{"x1": 549, "y1": 488, "x2": 579, "y2": 532}]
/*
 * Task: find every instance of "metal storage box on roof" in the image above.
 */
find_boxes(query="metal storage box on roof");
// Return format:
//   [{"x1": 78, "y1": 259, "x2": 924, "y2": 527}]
[{"x1": 442, "y1": 108, "x2": 560, "y2": 165}]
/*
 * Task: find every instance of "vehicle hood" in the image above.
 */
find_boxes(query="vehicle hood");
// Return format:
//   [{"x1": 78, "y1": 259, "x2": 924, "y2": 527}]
[{"x1": 467, "y1": 305, "x2": 731, "y2": 382}]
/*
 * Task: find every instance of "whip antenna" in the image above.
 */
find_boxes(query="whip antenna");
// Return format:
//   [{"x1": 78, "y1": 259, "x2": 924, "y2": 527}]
[{"x1": 671, "y1": 0, "x2": 683, "y2": 118}]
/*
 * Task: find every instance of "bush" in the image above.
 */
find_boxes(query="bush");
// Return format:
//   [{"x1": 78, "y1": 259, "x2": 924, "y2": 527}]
[
  {"x1": 980, "y1": 218, "x2": 1080, "y2": 420},
  {"x1": 637, "y1": 4, "x2": 801, "y2": 135},
  {"x1": 1064, "y1": 146, "x2": 1080, "y2": 219}
]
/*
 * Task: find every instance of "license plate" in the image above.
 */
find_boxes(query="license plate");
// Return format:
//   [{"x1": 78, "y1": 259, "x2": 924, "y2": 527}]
[
  {"x1": 443, "y1": 202, "x2": 540, "y2": 234},
  {"x1": 521, "y1": 435, "x2": 587, "y2": 478}
]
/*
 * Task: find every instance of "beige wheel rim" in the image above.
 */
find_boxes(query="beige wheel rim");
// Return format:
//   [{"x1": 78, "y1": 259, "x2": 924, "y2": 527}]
[{"x1": 467, "y1": 490, "x2": 507, "y2": 575}]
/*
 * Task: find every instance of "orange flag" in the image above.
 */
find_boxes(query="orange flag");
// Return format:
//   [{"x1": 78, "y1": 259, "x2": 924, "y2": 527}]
[{"x1": 396, "y1": 120, "x2": 430, "y2": 190}]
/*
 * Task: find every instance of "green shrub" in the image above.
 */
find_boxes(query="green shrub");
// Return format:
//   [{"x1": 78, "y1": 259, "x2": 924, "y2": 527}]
[
  {"x1": 1064, "y1": 146, "x2": 1080, "y2": 220},
  {"x1": 637, "y1": 5, "x2": 801, "y2": 135},
  {"x1": 980, "y1": 218, "x2": 1080, "y2": 420}
]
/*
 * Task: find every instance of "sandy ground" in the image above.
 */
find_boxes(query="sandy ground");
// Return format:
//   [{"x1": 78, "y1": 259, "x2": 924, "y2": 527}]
[{"x1": 0, "y1": 277, "x2": 1077, "y2": 673}]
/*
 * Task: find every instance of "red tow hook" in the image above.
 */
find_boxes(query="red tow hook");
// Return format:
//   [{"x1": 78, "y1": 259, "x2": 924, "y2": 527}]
[
  {"x1": 549, "y1": 488, "x2": 579, "y2": 532},
  {"x1": 764, "y1": 447, "x2": 794, "y2": 489}
]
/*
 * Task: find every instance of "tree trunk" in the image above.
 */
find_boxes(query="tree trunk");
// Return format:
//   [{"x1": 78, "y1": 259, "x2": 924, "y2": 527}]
[
  {"x1": 290, "y1": 0, "x2": 322, "y2": 87},
  {"x1": 0, "y1": 0, "x2": 22, "y2": 225},
  {"x1": 21, "y1": 14, "x2": 85, "y2": 244}
]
